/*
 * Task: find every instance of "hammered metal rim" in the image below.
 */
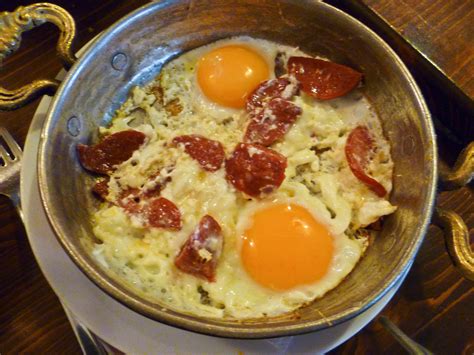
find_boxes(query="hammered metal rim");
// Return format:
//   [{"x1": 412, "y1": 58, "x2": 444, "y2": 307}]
[{"x1": 38, "y1": 0, "x2": 437, "y2": 338}]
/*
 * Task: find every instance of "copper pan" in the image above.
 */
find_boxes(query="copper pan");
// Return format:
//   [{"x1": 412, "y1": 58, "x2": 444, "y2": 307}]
[{"x1": 0, "y1": 0, "x2": 472, "y2": 338}]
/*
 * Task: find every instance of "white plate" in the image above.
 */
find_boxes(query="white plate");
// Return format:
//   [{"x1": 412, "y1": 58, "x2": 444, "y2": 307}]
[{"x1": 21, "y1": 87, "x2": 408, "y2": 355}]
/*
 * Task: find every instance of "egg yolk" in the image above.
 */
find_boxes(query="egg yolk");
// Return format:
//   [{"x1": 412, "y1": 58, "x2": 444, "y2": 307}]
[
  {"x1": 241, "y1": 204, "x2": 334, "y2": 291},
  {"x1": 197, "y1": 45, "x2": 270, "y2": 108}
]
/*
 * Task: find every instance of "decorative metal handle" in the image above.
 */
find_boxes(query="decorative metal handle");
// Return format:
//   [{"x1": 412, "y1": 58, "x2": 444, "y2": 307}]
[
  {"x1": 439, "y1": 142, "x2": 474, "y2": 190},
  {"x1": 0, "y1": 3, "x2": 76, "y2": 111},
  {"x1": 433, "y1": 209, "x2": 474, "y2": 281},
  {"x1": 434, "y1": 141, "x2": 474, "y2": 282}
]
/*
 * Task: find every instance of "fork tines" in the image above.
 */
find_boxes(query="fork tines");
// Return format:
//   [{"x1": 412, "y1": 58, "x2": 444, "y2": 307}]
[{"x1": 0, "y1": 127, "x2": 22, "y2": 165}]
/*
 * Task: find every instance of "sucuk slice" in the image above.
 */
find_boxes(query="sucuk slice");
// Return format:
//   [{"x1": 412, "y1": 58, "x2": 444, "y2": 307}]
[
  {"x1": 244, "y1": 97, "x2": 302, "y2": 146},
  {"x1": 174, "y1": 215, "x2": 223, "y2": 282},
  {"x1": 143, "y1": 197, "x2": 182, "y2": 230},
  {"x1": 77, "y1": 130, "x2": 146, "y2": 175},
  {"x1": 345, "y1": 126, "x2": 387, "y2": 197},
  {"x1": 117, "y1": 187, "x2": 146, "y2": 214},
  {"x1": 245, "y1": 77, "x2": 301, "y2": 146},
  {"x1": 117, "y1": 188, "x2": 181, "y2": 229},
  {"x1": 225, "y1": 143, "x2": 287, "y2": 198},
  {"x1": 91, "y1": 162, "x2": 175, "y2": 228},
  {"x1": 172, "y1": 135, "x2": 225, "y2": 172},
  {"x1": 92, "y1": 177, "x2": 110, "y2": 200},
  {"x1": 246, "y1": 77, "x2": 299, "y2": 113},
  {"x1": 287, "y1": 56, "x2": 362, "y2": 100},
  {"x1": 102, "y1": 173, "x2": 163, "y2": 209}
]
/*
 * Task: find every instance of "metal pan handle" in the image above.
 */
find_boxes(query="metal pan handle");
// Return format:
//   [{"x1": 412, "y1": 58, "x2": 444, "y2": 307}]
[
  {"x1": 0, "y1": 3, "x2": 76, "y2": 111},
  {"x1": 433, "y1": 142, "x2": 474, "y2": 281}
]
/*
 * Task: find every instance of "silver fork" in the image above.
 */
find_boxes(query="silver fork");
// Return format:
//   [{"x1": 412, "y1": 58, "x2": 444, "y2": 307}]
[
  {"x1": 0, "y1": 127, "x2": 106, "y2": 355},
  {"x1": 0, "y1": 127, "x2": 23, "y2": 220}
]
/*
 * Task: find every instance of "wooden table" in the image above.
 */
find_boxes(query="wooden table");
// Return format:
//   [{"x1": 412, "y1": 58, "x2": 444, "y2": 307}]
[
  {"x1": 0, "y1": 1, "x2": 472, "y2": 353},
  {"x1": 335, "y1": 0, "x2": 474, "y2": 144}
]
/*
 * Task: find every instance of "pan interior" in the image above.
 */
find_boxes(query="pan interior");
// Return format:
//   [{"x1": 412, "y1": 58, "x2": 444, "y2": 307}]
[{"x1": 38, "y1": 0, "x2": 436, "y2": 338}]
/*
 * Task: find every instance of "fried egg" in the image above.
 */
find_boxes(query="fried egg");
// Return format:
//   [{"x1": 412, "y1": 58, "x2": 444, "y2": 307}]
[
  {"x1": 154, "y1": 37, "x2": 300, "y2": 121},
  {"x1": 91, "y1": 36, "x2": 396, "y2": 319},
  {"x1": 240, "y1": 202, "x2": 334, "y2": 291}
]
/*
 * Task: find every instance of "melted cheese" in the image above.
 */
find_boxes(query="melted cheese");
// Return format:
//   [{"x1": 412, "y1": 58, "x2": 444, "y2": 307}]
[{"x1": 88, "y1": 37, "x2": 397, "y2": 319}]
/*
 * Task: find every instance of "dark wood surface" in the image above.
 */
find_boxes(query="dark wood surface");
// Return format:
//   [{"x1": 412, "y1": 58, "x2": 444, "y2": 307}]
[
  {"x1": 359, "y1": 0, "x2": 474, "y2": 102},
  {"x1": 336, "y1": 0, "x2": 474, "y2": 143},
  {"x1": 0, "y1": 1, "x2": 472, "y2": 354}
]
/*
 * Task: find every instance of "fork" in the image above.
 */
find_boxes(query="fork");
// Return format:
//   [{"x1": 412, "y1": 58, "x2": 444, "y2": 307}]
[
  {"x1": 0, "y1": 127, "x2": 106, "y2": 354},
  {"x1": 0, "y1": 127, "x2": 23, "y2": 220}
]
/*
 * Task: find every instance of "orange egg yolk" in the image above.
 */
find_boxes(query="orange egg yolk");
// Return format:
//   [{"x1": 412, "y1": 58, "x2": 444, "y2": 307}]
[
  {"x1": 241, "y1": 204, "x2": 334, "y2": 291},
  {"x1": 197, "y1": 45, "x2": 270, "y2": 108}
]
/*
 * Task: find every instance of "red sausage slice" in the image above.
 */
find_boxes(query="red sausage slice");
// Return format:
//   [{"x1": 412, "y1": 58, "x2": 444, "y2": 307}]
[
  {"x1": 173, "y1": 135, "x2": 225, "y2": 172},
  {"x1": 117, "y1": 187, "x2": 143, "y2": 214},
  {"x1": 345, "y1": 126, "x2": 387, "y2": 197},
  {"x1": 225, "y1": 143, "x2": 287, "y2": 198},
  {"x1": 101, "y1": 171, "x2": 163, "y2": 208},
  {"x1": 144, "y1": 197, "x2": 182, "y2": 230},
  {"x1": 77, "y1": 130, "x2": 146, "y2": 174},
  {"x1": 246, "y1": 77, "x2": 299, "y2": 113},
  {"x1": 140, "y1": 171, "x2": 168, "y2": 200},
  {"x1": 244, "y1": 97, "x2": 302, "y2": 146},
  {"x1": 92, "y1": 176, "x2": 162, "y2": 206},
  {"x1": 118, "y1": 188, "x2": 181, "y2": 229},
  {"x1": 92, "y1": 177, "x2": 110, "y2": 200},
  {"x1": 287, "y1": 57, "x2": 362, "y2": 100},
  {"x1": 245, "y1": 78, "x2": 301, "y2": 146},
  {"x1": 175, "y1": 215, "x2": 223, "y2": 282},
  {"x1": 142, "y1": 184, "x2": 164, "y2": 199}
]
